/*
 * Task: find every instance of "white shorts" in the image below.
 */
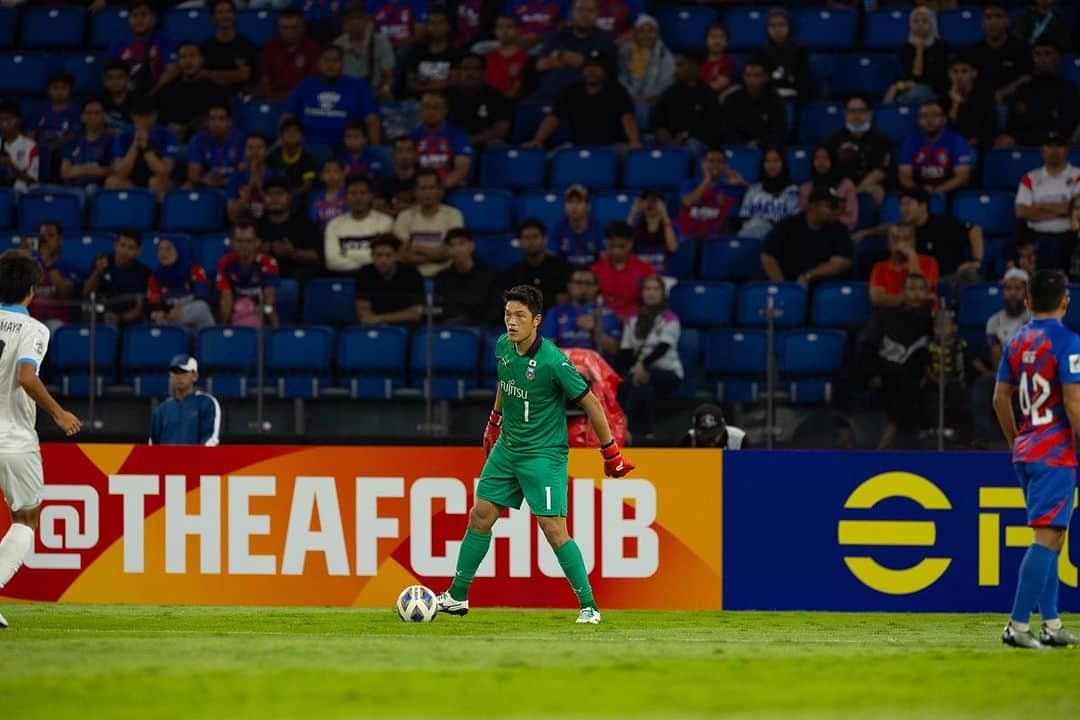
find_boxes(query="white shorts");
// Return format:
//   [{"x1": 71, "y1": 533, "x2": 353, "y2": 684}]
[{"x1": 0, "y1": 451, "x2": 43, "y2": 513}]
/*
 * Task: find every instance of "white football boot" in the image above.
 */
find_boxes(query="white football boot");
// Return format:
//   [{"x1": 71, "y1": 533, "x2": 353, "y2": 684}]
[
  {"x1": 436, "y1": 591, "x2": 469, "y2": 616},
  {"x1": 575, "y1": 607, "x2": 601, "y2": 625},
  {"x1": 0, "y1": 609, "x2": 8, "y2": 629}
]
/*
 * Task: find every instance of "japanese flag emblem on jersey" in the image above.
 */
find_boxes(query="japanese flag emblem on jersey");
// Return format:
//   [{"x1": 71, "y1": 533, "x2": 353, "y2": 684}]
[
  {"x1": 1070, "y1": 354, "x2": 1080, "y2": 374},
  {"x1": 526, "y1": 358, "x2": 536, "y2": 381}
]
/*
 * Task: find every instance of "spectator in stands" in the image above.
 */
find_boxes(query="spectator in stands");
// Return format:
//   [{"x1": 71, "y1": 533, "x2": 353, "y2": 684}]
[
  {"x1": 149, "y1": 355, "x2": 221, "y2": 446},
  {"x1": 379, "y1": 136, "x2": 420, "y2": 215},
  {"x1": 1015, "y1": 236, "x2": 1039, "y2": 278},
  {"x1": 60, "y1": 100, "x2": 113, "y2": 193},
  {"x1": 485, "y1": 15, "x2": 527, "y2": 98},
  {"x1": 216, "y1": 221, "x2": 280, "y2": 328},
  {"x1": 922, "y1": 310, "x2": 981, "y2": 442},
  {"x1": 309, "y1": 158, "x2": 348, "y2": 229},
  {"x1": 147, "y1": 236, "x2": 215, "y2": 332},
  {"x1": 1013, "y1": 0, "x2": 1069, "y2": 50},
  {"x1": 448, "y1": 54, "x2": 512, "y2": 149},
  {"x1": 898, "y1": 187, "x2": 983, "y2": 288},
  {"x1": 617, "y1": 14, "x2": 674, "y2": 131},
  {"x1": 325, "y1": 174, "x2": 394, "y2": 273},
  {"x1": 354, "y1": 234, "x2": 425, "y2": 326},
  {"x1": 968, "y1": 3, "x2": 1032, "y2": 107},
  {"x1": 403, "y1": 6, "x2": 458, "y2": 98},
  {"x1": 869, "y1": 223, "x2": 939, "y2": 308},
  {"x1": 454, "y1": 0, "x2": 485, "y2": 48},
  {"x1": 28, "y1": 222, "x2": 80, "y2": 330},
  {"x1": 100, "y1": 60, "x2": 135, "y2": 134},
  {"x1": 107, "y1": 97, "x2": 179, "y2": 201},
  {"x1": 628, "y1": 188, "x2": 678, "y2": 275},
  {"x1": 972, "y1": 267, "x2": 1031, "y2": 445},
  {"x1": 110, "y1": 0, "x2": 177, "y2": 96},
  {"x1": 1014, "y1": 131, "x2": 1080, "y2": 269},
  {"x1": 999, "y1": 39, "x2": 1080, "y2": 148},
  {"x1": 369, "y1": 0, "x2": 427, "y2": 51},
  {"x1": 761, "y1": 186, "x2": 852, "y2": 286},
  {"x1": 504, "y1": 218, "x2": 570, "y2": 310},
  {"x1": 679, "y1": 403, "x2": 746, "y2": 449},
  {"x1": 799, "y1": 146, "x2": 858, "y2": 231},
  {"x1": 721, "y1": 58, "x2": 787, "y2": 148},
  {"x1": 651, "y1": 50, "x2": 721, "y2": 153},
  {"x1": 335, "y1": 122, "x2": 382, "y2": 180},
  {"x1": 186, "y1": 104, "x2": 244, "y2": 190},
  {"x1": 884, "y1": 7, "x2": 949, "y2": 105},
  {"x1": 752, "y1": 8, "x2": 812, "y2": 102},
  {"x1": 618, "y1": 275, "x2": 682, "y2": 440},
  {"x1": 543, "y1": 268, "x2": 621, "y2": 356},
  {"x1": 335, "y1": 4, "x2": 395, "y2": 101},
  {"x1": 259, "y1": 7, "x2": 321, "y2": 100},
  {"x1": 226, "y1": 132, "x2": 273, "y2": 222},
  {"x1": 156, "y1": 42, "x2": 226, "y2": 142},
  {"x1": 824, "y1": 92, "x2": 893, "y2": 205},
  {"x1": 945, "y1": 55, "x2": 998, "y2": 150},
  {"x1": 395, "y1": 169, "x2": 464, "y2": 277},
  {"x1": 526, "y1": 50, "x2": 642, "y2": 149},
  {"x1": 36, "y1": 72, "x2": 79, "y2": 181},
  {"x1": 257, "y1": 177, "x2": 323, "y2": 284},
  {"x1": 737, "y1": 147, "x2": 800, "y2": 240},
  {"x1": 285, "y1": 45, "x2": 381, "y2": 148},
  {"x1": 700, "y1": 24, "x2": 735, "y2": 100},
  {"x1": 201, "y1": 0, "x2": 257, "y2": 96},
  {"x1": 434, "y1": 228, "x2": 502, "y2": 327},
  {"x1": 533, "y1": 0, "x2": 615, "y2": 102},
  {"x1": 677, "y1": 148, "x2": 742, "y2": 245},
  {"x1": 410, "y1": 91, "x2": 473, "y2": 189},
  {"x1": 504, "y1": 0, "x2": 563, "y2": 51},
  {"x1": 898, "y1": 98, "x2": 973, "y2": 196},
  {"x1": 269, "y1": 118, "x2": 318, "y2": 197},
  {"x1": 591, "y1": 221, "x2": 654, "y2": 321},
  {"x1": 0, "y1": 101, "x2": 39, "y2": 193},
  {"x1": 83, "y1": 228, "x2": 150, "y2": 327},
  {"x1": 549, "y1": 184, "x2": 605, "y2": 267}
]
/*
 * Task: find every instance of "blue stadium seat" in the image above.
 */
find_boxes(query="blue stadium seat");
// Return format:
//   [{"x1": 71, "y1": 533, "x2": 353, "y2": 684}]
[
  {"x1": 0, "y1": 233, "x2": 22, "y2": 253},
  {"x1": 197, "y1": 326, "x2": 257, "y2": 398},
  {"x1": 806, "y1": 53, "x2": 838, "y2": 99},
  {"x1": 237, "y1": 8, "x2": 278, "y2": 47},
  {"x1": 447, "y1": 189, "x2": 514, "y2": 234},
  {"x1": 591, "y1": 191, "x2": 633, "y2": 227},
  {"x1": 0, "y1": 189, "x2": 14, "y2": 229},
  {"x1": 811, "y1": 282, "x2": 872, "y2": 328},
  {"x1": 515, "y1": 191, "x2": 564, "y2": 230},
  {"x1": 958, "y1": 283, "x2": 1003, "y2": 329},
  {"x1": 511, "y1": 103, "x2": 567, "y2": 145},
  {"x1": 938, "y1": 8, "x2": 983, "y2": 47},
  {"x1": 200, "y1": 233, "x2": 231, "y2": 274},
  {"x1": 267, "y1": 326, "x2": 334, "y2": 398},
  {"x1": 1065, "y1": 285, "x2": 1080, "y2": 331},
  {"x1": 675, "y1": 327, "x2": 702, "y2": 397},
  {"x1": 62, "y1": 232, "x2": 115, "y2": 275},
  {"x1": 239, "y1": 99, "x2": 286, "y2": 138},
  {"x1": 794, "y1": 8, "x2": 857, "y2": 50},
  {"x1": 17, "y1": 191, "x2": 82, "y2": 233},
  {"x1": 481, "y1": 330, "x2": 500, "y2": 386},
  {"x1": 656, "y1": 6, "x2": 717, "y2": 51},
  {"x1": 550, "y1": 146, "x2": 617, "y2": 190},
  {"x1": 91, "y1": 5, "x2": 130, "y2": 48},
  {"x1": 623, "y1": 147, "x2": 689, "y2": 190},
  {"x1": 21, "y1": 6, "x2": 86, "y2": 49},
  {"x1": 52, "y1": 325, "x2": 118, "y2": 397},
  {"x1": 474, "y1": 234, "x2": 522, "y2": 272},
  {"x1": 704, "y1": 329, "x2": 767, "y2": 402},
  {"x1": 723, "y1": 7, "x2": 767, "y2": 51},
  {"x1": 0, "y1": 53, "x2": 49, "y2": 94},
  {"x1": 700, "y1": 236, "x2": 762, "y2": 282},
  {"x1": 982, "y1": 148, "x2": 1041, "y2": 190},
  {"x1": 161, "y1": 190, "x2": 227, "y2": 233},
  {"x1": 798, "y1": 102, "x2": 844, "y2": 145},
  {"x1": 737, "y1": 282, "x2": 808, "y2": 328},
  {"x1": 786, "y1": 147, "x2": 812, "y2": 184},
  {"x1": 666, "y1": 238, "x2": 696, "y2": 280},
  {"x1": 276, "y1": 277, "x2": 300, "y2": 323},
  {"x1": 0, "y1": 7, "x2": 17, "y2": 47},
  {"x1": 164, "y1": 7, "x2": 214, "y2": 43},
  {"x1": 880, "y1": 191, "x2": 947, "y2": 223},
  {"x1": 952, "y1": 191, "x2": 1015, "y2": 235},
  {"x1": 834, "y1": 54, "x2": 899, "y2": 99},
  {"x1": 138, "y1": 232, "x2": 195, "y2": 270},
  {"x1": 338, "y1": 326, "x2": 408, "y2": 399},
  {"x1": 410, "y1": 327, "x2": 480, "y2": 399},
  {"x1": 778, "y1": 329, "x2": 846, "y2": 404},
  {"x1": 669, "y1": 282, "x2": 735, "y2": 329},
  {"x1": 864, "y1": 8, "x2": 909, "y2": 49},
  {"x1": 1066, "y1": 55, "x2": 1080, "y2": 91},
  {"x1": 121, "y1": 325, "x2": 190, "y2": 397},
  {"x1": 302, "y1": 277, "x2": 357, "y2": 326},
  {"x1": 724, "y1": 146, "x2": 761, "y2": 183},
  {"x1": 59, "y1": 52, "x2": 106, "y2": 95},
  {"x1": 874, "y1": 104, "x2": 918, "y2": 142},
  {"x1": 479, "y1": 147, "x2": 545, "y2": 189},
  {"x1": 90, "y1": 189, "x2": 156, "y2": 231}
]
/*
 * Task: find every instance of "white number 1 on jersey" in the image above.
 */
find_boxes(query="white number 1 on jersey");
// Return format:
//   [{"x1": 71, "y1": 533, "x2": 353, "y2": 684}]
[
  {"x1": 524, "y1": 400, "x2": 530, "y2": 423},
  {"x1": 1019, "y1": 371, "x2": 1053, "y2": 426}
]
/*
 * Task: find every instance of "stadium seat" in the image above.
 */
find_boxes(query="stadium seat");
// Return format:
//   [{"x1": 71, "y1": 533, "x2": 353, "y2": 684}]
[
  {"x1": 237, "y1": 8, "x2": 278, "y2": 47},
  {"x1": 0, "y1": 189, "x2": 14, "y2": 229},
  {"x1": 550, "y1": 146, "x2": 617, "y2": 190},
  {"x1": 737, "y1": 282, "x2": 808, "y2": 328},
  {"x1": 958, "y1": 282, "x2": 1003, "y2": 329},
  {"x1": 806, "y1": 53, "x2": 838, "y2": 99},
  {"x1": 666, "y1": 238, "x2": 696, "y2": 280},
  {"x1": 798, "y1": 103, "x2": 844, "y2": 145},
  {"x1": 669, "y1": 282, "x2": 735, "y2": 329},
  {"x1": 811, "y1": 282, "x2": 872, "y2": 328},
  {"x1": 511, "y1": 103, "x2": 567, "y2": 145},
  {"x1": 90, "y1": 189, "x2": 156, "y2": 231},
  {"x1": 59, "y1": 52, "x2": 106, "y2": 95},
  {"x1": 21, "y1": 6, "x2": 86, "y2": 49},
  {"x1": 196, "y1": 326, "x2": 257, "y2": 398},
  {"x1": 0, "y1": 233, "x2": 21, "y2": 253},
  {"x1": 982, "y1": 148, "x2": 1040, "y2": 191},
  {"x1": 447, "y1": 189, "x2": 514, "y2": 234},
  {"x1": 90, "y1": 5, "x2": 130, "y2": 48},
  {"x1": 704, "y1": 329, "x2": 767, "y2": 402},
  {"x1": 786, "y1": 147, "x2": 812, "y2": 184},
  {"x1": 864, "y1": 8, "x2": 909, "y2": 49},
  {"x1": 338, "y1": 326, "x2": 409, "y2": 399},
  {"x1": 1065, "y1": 285, "x2": 1080, "y2": 331},
  {"x1": 0, "y1": 7, "x2": 17, "y2": 47},
  {"x1": 591, "y1": 191, "x2": 633, "y2": 227},
  {"x1": 700, "y1": 236, "x2": 762, "y2": 283},
  {"x1": 1066, "y1": 55, "x2": 1080, "y2": 92},
  {"x1": 164, "y1": 7, "x2": 214, "y2": 43},
  {"x1": 778, "y1": 329, "x2": 846, "y2": 404},
  {"x1": 723, "y1": 146, "x2": 761, "y2": 183},
  {"x1": 724, "y1": 7, "x2": 767, "y2": 51},
  {"x1": 52, "y1": 325, "x2": 118, "y2": 397},
  {"x1": 121, "y1": 325, "x2": 190, "y2": 397},
  {"x1": 17, "y1": 192, "x2": 82, "y2": 233},
  {"x1": 879, "y1": 192, "x2": 947, "y2": 223},
  {"x1": 833, "y1": 54, "x2": 899, "y2": 99},
  {"x1": 302, "y1": 277, "x2": 357, "y2": 326},
  {"x1": 479, "y1": 147, "x2": 545, "y2": 190},
  {"x1": 276, "y1": 277, "x2": 300, "y2": 323},
  {"x1": 623, "y1": 147, "x2": 689, "y2": 190},
  {"x1": 239, "y1": 99, "x2": 286, "y2": 138},
  {"x1": 267, "y1": 325, "x2": 334, "y2": 399},
  {"x1": 0, "y1": 53, "x2": 49, "y2": 94},
  {"x1": 952, "y1": 191, "x2": 1015, "y2": 235},
  {"x1": 515, "y1": 191, "x2": 564, "y2": 230},
  {"x1": 138, "y1": 232, "x2": 195, "y2": 270},
  {"x1": 200, "y1": 233, "x2": 232, "y2": 274},
  {"x1": 794, "y1": 8, "x2": 857, "y2": 50},
  {"x1": 160, "y1": 190, "x2": 227, "y2": 233},
  {"x1": 938, "y1": 8, "x2": 983, "y2": 47},
  {"x1": 410, "y1": 327, "x2": 481, "y2": 399},
  {"x1": 62, "y1": 232, "x2": 115, "y2": 274},
  {"x1": 675, "y1": 327, "x2": 702, "y2": 397},
  {"x1": 874, "y1": 104, "x2": 918, "y2": 142},
  {"x1": 656, "y1": 6, "x2": 717, "y2": 51}
]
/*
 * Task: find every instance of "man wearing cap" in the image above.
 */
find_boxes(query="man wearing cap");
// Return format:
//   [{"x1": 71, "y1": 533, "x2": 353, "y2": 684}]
[
  {"x1": 1014, "y1": 131, "x2": 1080, "y2": 269},
  {"x1": 149, "y1": 355, "x2": 222, "y2": 446},
  {"x1": 973, "y1": 268, "x2": 1031, "y2": 444},
  {"x1": 679, "y1": 403, "x2": 745, "y2": 449},
  {"x1": 106, "y1": 96, "x2": 181, "y2": 201},
  {"x1": 548, "y1": 185, "x2": 606, "y2": 267},
  {"x1": 761, "y1": 186, "x2": 852, "y2": 286}
]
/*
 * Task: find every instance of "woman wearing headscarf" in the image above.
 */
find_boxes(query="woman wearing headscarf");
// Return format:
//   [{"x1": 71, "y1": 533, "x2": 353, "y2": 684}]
[
  {"x1": 618, "y1": 13, "x2": 675, "y2": 131},
  {"x1": 147, "y1": 237, "x2": 216, "y2": 331},
  {"x1": 737, "y1": 146, "x2": 800, "y2": 239},
  {"x1": 751, "y1": 8, "x2": 813, "y2": 101},
  {"x1": 884, "y1": 6, "x2": 950, "y2": 105},
  {"x1": 798, "y1": 145, "x2": 858, "y2": 231}
]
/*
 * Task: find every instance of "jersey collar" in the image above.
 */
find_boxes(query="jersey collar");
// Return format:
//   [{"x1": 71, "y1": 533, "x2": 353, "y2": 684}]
[
  {"x1": 523, "y1": 333, "x2": 543, "y2": 358},
  {"x1": 0, "y1": 304, "x2": 29, "y2": 316}
]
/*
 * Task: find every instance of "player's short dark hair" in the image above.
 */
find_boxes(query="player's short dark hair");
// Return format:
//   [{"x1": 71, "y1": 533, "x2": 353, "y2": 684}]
[
  {"x1": 245, "y1": 131, "x2": 270, "y2": 146},
  {"x1": 233, "y1": 219, "x2": 258, "y2": 237},
  {"x1": 321, "y1": 45, "x2": 344, "y2": 60},
  {"x1": 920, "y1": 97, "x2": 946, "y2": 114},
  {"x1": 82, "y1": 98, "x2": 105, "y2": 113},
  {"x1": 345, "y1": 119, "x2": 367, "y2": 133},
  {"x1": 47, "y1": 70, "x2": 74, "y2": 88},
  {"x1": 518, "y1": 217, "x2": 546, "y2": 236},
  {"x1": 704, "y1": 145, "x2": 727, "y2": 158},
  {"x1": 207, "y1": 102, "x2": 231, "y2": 117},
  {"x1": 415, "y1": 167, "x2": 441, "y2": 184},
  {"x1": 128, "y1": 0, "x2": 154, "y2": 14},
  {"x1": 38, "y1": 220, "x2": 62, "y2": 238},
  {"x1": 844, "y1": 92, "x2": 872, "y2": 109},
  {"x1": 104, "y1": 59, "x2": 130, "y2": 75},
  {"x1": 321, "y1": 157, "x2": 343, "y2": 170},
  {"x1": 345, "y1": 173, "x2": 373, "y2": 192},
  {"x1": 445, "y1": 227, "x2": 471, "y2": 245},
  {"x1": 116, "y1": 228, "x2": 143, "y2": 247},
  {"x1": 176, "y1": 40, "x2": 202, "y2": 54},
  {"x1": 899, "y1": 186, "x2": 929, "y2": 206},
  {"x1": 504, "y1": 285, "x2": 543, "y2": 317},
  {"x1": 1030, "y1": 269, "x2": 1069, "y2": 314},
  {"x1": 210, "y1": 0, "x2": 237, "y2": 13},
  {"x1": 279, "y1": 117, "x2": 304, "y2": 134},
  {"x1": 0, "y1": 99, "x2": 20, "y2": 119},
  {"x1": 371, "y1": 234, "x2": 400, "y2": 252},
  {"x1": 0, "y1": 251, "x2": 43, "y2": 304},
  {"x1": 604, "y1": 220, "x2": 633, "y2": 240}
]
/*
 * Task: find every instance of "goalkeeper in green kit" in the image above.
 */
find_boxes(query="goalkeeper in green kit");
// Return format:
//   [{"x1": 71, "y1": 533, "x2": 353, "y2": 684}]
[{"x1": 437, "y1": 285, "x2": 634, "y2": 624}]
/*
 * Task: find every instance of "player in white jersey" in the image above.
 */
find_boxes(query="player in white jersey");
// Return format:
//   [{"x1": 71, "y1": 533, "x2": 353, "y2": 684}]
[{"x1": 0, "y1": 251, "x2": 81, "y2": 628}]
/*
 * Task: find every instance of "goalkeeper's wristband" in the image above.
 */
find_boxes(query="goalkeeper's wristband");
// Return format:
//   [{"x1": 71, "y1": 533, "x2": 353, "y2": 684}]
[{"x1": 488, "y1": 410, "x2": 502, "y2": 427}]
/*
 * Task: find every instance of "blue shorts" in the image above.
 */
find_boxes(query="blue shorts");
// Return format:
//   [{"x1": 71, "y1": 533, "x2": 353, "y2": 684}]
[{"x1": 1013, "y1": 463, "x2": 1077, "y2": 529}]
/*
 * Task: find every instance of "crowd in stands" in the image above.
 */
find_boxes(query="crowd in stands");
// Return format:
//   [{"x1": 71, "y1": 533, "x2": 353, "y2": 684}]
[{"x1": 1, "y1": 0, "x2": 1080, "y2": 445}]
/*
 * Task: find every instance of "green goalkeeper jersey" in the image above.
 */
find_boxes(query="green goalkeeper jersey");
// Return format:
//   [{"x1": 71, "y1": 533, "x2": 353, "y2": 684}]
[{"x1": 494, "y1": 332, "x2": 589, "y2": 455}]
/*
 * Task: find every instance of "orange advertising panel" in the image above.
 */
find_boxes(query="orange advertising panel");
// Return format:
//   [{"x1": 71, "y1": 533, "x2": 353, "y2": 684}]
[{"x1": 0, "y1": 445, "x2": 723, "y2": 610}]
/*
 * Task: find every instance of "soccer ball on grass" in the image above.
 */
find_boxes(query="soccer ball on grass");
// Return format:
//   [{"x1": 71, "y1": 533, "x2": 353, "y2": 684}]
[{"x1": 396, "y1": 584, "x2": 438, "y2": 622}]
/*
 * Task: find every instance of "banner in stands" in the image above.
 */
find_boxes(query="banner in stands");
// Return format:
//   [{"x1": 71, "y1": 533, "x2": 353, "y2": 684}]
[
  {"x1": 723, "y1": 451, "x2": 1079, "y2": 612},
  {"x1": 0, "y1": 445, "x2": 723, "y2": 610}
]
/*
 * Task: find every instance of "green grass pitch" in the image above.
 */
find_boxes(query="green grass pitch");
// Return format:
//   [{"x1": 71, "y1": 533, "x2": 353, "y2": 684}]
[{"x1": 2, "y1": 604, "x2": 1078, "y2": 719}]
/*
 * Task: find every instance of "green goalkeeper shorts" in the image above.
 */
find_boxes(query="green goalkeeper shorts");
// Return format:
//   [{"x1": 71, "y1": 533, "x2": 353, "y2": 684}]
[{"x1": 476, "y1": 442, "x2": 568, "y2": 516}]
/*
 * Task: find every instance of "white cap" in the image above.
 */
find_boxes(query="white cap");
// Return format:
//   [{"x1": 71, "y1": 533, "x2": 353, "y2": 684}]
[{"x1": 1002, "y1": 268, "x2": 1030, "y2": 285}]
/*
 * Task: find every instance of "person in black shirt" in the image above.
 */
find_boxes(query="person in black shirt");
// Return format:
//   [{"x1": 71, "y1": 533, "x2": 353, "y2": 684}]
[
  {"x1": 883, "y1": 6, "x2": 950, "y2": 105},
  {"x1": 100, "y1": 60, "x2": 135, "y2": 134},
  {"x1": 1000, "y1": 40, "x2": 1080, "y2": 148},
  {"x1": 447, "y1": 53, "x2": 511, "y2": 150},
  {"x1": 824, "y1": 92, "x2": 893, "y2": 204},
  {"x1": 721, "y1": 58, "x2": 787, "y2": 148},
  {"x1": 354, "y1": 235, "x2": 424, "y2": 326},
  {"x1": 82, "y1": 228, "x2": 151, "y2": 326},
  {"x1": 946, "y1": 55, "x2": 998, "y2": 150},
  {"x1": 967, "y1": 3, "x2": 1032, "y2": 106},
  {"x1": 650, "y1": 50, "x2": 722, "y2": 152},
  {"x1": 752, "y1": 8, "x2": 812, "y2": 101},
  {"x1": 201, "y1": 0, "x2": 257, "y2": 97},
  {"x1": 761, "y1": 186, "x2": 852, "y2": 284},
  {"x1": 434, "y1": 228, "x2": 502, "y2": 327},
  {"x1": 256, "y1": 177, "x2": 322, "y2": 283},
  {"x1": 378, "y1": 135, "x2": 419, "y2": 216},
  {"x1": 898, "y1": 186, "x2": 983, "y2": 287},
  {"x1": 269, "y1": 118, "x2": 318, "y2": 197},
  {"x1": 157, "y1": 42, "x2": 226, "y2": 141},
  {"x1": 503, "y1": 218, "x2": 571, "y2": 310},
  {"x1": 403, "y1": 5, "x2": 457, "y2": 97}
]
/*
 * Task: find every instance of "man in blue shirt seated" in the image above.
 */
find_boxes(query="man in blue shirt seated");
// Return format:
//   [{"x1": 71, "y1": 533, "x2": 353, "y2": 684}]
[
  {"x1": 149, "y1": 355, "x2": 222, "y2": 446},
  {"x1": 284, "y1": 44, "x2": 381, "y2": 148},
  {"x1": 106, "y1": 96, "x2": 181, "y2": 201},
  {"x1": 542, "y1": 267, "x2": 621, "y2": 357}
]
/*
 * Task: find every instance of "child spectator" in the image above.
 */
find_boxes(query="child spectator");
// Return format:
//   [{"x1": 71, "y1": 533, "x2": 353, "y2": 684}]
[
  {"x1": 617, "y1": 14, "x2": 674, "y2": 131},
  {"x1": 410, "y1": 91, "x2": 473, "y2": 189},
  {"x1": 737, "y1": 147, "x2": 800, "y2": 240},
  {"x1": 147, "y1": 236, "x2": 215, "y2": 331},
  {"x1": 269, "y1": 118, "x2": 318, "y2": 197},
  {"x1": 107, "y1": 97, "x2": 180, "y2": 201},
  {"x1": 677, "y1": 148, "x2": 742, "y2": 244},
  {"x1": 628, "y1": 188, "x2": 678, "y2": 275},
  {"x1": 884, "y1": 7, "x2": 949, "y2": 105},
  {"x1": 0, "y1": 101, "x2": 38, "y2": 193},
  {"x1": 36, "y1": 72, "x2": 80, "y2": 181},
  {"x1": 618, "y1": 275, "x2": 682, "y2": 440},
  {"x1": 339, "y1": 121, "x2": 387, "y2": 181},
  {"x1": 798, "y1": 146, "x2": 858, "y2": 231},
  {"x1": 83, "y1": 228, "x2": 151, "y2": 326},
  {"x1": 504, "y1": 0, "x2": 564, "y2": 50},
  {"x1": 403, "y1": 5, "x2": 457, "y2": 97},
  {"x1": 591, "y1": 221, "x2": 654, "y2": 320},
  {"x1": 335, "y1": 4, "x2": 395, "y2": 100},
  {"x1": 259, "y1": 8, "x2": 321, "y2": 100},
  {"x1": 201, "y1": 0, "x2": 258, "y2": 97},
  {"x1": 550, "y1": 185, "x2": 606, "y2": 267},
  {"x1": 157, "y1": 42, "x2": 227, "y2": 141},
  {"x1": 186, "y1": 104, "x2": 244, "y2": 190},
  {"x1": 753, "y1": 8, "x2": 812, "y2": 101},
  {"x1": 309, "y1": 158, "x2": 348, "y2": 229},
  {"x1": 216, "y1": 221, "x2": 280, "y2": 327},
  {"x1": 700, "y1": 24, "x2": 735, "y2": 99},
  {"x1": 60, "y1": 100, "x2": 113, "y2": 192},
  {"x1": 100, "y1": 60, "x2": 135, "y2": 134},
  {"x1": 110, "y1": 0, "x2": 177, "y2": 96},
  {"x1": 485, "y1": 16, "x2": 527, "y2": 98},
  {"x1": 226, "y1": 132, "x2": 273, "y2": 223}
]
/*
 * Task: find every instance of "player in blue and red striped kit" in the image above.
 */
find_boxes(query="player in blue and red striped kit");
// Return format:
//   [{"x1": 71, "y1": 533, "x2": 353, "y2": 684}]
[{"x1": 993, "y1": 269, "x2": 1080, "y2": 649}]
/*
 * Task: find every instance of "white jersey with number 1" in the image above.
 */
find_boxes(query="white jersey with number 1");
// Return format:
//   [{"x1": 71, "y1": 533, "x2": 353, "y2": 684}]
[{"x1": 0, "y1": 304, "x2": 50, "y2": 454}]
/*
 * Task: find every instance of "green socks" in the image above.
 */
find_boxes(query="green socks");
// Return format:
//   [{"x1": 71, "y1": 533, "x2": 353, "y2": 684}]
[
  {"x1": 554, "y1": 538, "x2": 597, "y2": 609},
  {"x1": 449, "y1": 527, "x2": 492, "y2": 601}
]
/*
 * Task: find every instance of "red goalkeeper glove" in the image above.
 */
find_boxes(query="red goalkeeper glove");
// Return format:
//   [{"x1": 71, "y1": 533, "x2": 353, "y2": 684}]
[
  {"x1": 600, "y1": 440, "x2": 633, "y2": 477},
  {"x1": 482, "y1": 410, "x2": 502, "y2": 455}
]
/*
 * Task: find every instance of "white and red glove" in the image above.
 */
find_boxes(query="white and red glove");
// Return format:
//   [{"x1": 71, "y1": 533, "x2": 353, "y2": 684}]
[
  {"x1": 600, "y1": 440, "x2": 634, "y2": 477},
  {"x1": 482, "y1": 410, "x2": 502, "y2": 455}
]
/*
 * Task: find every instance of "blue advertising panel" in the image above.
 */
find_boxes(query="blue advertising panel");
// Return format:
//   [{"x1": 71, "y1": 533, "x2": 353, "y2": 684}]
[{"x1": 722, "y1": 451, "x2": 1079, "y2": 612}]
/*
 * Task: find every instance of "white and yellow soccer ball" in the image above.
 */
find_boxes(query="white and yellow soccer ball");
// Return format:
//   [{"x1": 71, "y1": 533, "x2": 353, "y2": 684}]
[{"x1": 396, "y1": 584, "x2": 438, "y2": 622}]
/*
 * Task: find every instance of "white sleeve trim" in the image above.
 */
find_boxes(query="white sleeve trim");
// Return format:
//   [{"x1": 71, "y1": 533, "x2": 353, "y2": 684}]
[{"x1": 204, "y1": 393, "x2": 222, "y2": 447}]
